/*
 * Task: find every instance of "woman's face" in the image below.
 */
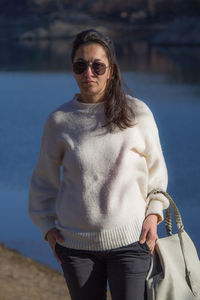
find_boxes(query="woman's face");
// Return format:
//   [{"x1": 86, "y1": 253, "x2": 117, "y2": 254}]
[{"x1": 72, "y1": 43, "x2": 112, "y2": 102}]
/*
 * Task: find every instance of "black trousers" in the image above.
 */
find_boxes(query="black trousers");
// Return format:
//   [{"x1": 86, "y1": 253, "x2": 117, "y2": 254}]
[{"x1": 55, "y1": 241, "x2": 151, "y2": 300}]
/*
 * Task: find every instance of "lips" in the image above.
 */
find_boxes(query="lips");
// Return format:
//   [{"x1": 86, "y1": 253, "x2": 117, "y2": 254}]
[
  {"x1": 84, "y1": 80, "x2": 95, "y2": 83},
  {"x1": 82, "y1": 80, "x2": 96, "y2": 86}
]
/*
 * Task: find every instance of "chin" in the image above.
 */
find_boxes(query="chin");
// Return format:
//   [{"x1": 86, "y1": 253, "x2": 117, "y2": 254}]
[{"x1": 81, "y1": 88, "x2": 99, "y2": 96}]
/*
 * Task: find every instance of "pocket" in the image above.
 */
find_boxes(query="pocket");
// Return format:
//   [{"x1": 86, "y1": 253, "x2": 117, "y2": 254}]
[
  {"x1": 55, "y1": 242, "x2": 65, "y2": 255},
  {"x1": 138, "y1": 241, "x2": 150, "y2": 252}
]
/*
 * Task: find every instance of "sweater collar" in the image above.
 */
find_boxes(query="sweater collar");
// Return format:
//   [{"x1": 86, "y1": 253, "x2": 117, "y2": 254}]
[{"x1": 72, "y1": 94, "x2": 105, "y2": 114}]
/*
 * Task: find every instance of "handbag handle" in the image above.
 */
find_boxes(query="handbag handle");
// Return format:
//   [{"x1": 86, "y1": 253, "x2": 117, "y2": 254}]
[{"x1": 147, "y1": 189, "x2": 184, "y2": 235}]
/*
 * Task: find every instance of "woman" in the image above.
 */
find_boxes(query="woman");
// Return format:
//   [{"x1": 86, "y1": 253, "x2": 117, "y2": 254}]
[{"x1": 29, "y1": 29, "x2": 169, "y2": 300}]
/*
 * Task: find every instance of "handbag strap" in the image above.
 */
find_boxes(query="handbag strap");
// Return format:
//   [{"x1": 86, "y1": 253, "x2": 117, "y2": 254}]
[{"x1": 147, "y1": 188, "x2": 184, "y2": 235}]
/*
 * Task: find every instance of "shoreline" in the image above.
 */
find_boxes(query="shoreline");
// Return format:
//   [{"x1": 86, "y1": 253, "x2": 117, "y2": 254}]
[{"x1": 0, "y1": 243, "x2": 111, "y2": 300}]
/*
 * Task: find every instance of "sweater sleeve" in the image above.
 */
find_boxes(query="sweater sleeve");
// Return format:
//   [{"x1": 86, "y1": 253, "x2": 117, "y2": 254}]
[
  {"x1": 142, "y1": 104, "x2": 169, "y2": 224},
  {"x1": 28, "y1": 114, "x2": 64, "y2": 239}
]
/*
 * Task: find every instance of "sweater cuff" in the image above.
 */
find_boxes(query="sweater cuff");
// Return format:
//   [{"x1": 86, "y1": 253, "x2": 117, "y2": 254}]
[
  {"x1": 145, "y1": 200, "x2": 164, "y2": 224},
  {"x1": 38, "y1": 218, "x2": 56, "y2": 241}
]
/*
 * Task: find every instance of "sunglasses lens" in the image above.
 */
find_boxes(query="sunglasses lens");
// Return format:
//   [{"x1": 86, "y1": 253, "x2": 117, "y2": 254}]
[
  {"x1": 73, "y1": 62, "x2": 87, "y2": 74},
  {"x1": 73, "y1": 61, "x2": 107, "y2": 75},
  {"x1": 92, "y1": 62, "x2": 106, "y2": 75}
]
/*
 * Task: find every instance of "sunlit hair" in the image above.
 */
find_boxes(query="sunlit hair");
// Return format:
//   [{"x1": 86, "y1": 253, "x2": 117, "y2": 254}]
[{"x1": 71, "y1": 29, "x2": 135, "y2": 132}]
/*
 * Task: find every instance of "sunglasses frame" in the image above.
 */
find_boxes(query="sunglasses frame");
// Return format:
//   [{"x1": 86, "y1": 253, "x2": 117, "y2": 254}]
[{"x1": 72, "y1": 60, "x2": 109, "y2": 76}]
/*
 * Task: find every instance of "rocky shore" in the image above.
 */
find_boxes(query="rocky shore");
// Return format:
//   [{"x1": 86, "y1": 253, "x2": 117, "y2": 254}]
[
  {"x1": 0, "y1": 243, "x2": 111, "y2": 300},
  {"x1": 0, "y1": 14, "x2": 199, "y2": 46},
  {"x1": 0, "y1": 11, "x2": 163, "y2": 43}
]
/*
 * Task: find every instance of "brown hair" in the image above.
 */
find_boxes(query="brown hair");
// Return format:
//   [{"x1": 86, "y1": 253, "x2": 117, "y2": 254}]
[{"x1": 72, "y1": 29, "x2": 135, "y2": 132}]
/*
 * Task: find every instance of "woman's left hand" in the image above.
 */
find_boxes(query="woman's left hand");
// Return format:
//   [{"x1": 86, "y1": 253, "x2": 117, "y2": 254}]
[{"x1": 139, "y1": 214, "x2": 159, "y2": 255}]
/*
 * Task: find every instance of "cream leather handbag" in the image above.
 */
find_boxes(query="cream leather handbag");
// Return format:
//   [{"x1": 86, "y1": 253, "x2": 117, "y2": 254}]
[{"x1": 146, "y1": 189, "x2": 200, "y2": 300}]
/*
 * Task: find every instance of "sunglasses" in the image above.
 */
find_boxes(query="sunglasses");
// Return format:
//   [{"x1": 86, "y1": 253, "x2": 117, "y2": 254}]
[{"x1": 73, "y1": 60, "x2": 108, "y2": 75}]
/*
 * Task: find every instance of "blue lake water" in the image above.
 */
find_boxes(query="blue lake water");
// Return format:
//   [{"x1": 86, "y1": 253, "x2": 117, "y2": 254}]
[{"x1": 0, "y1": 43, "x2": 200, "y2": 271}]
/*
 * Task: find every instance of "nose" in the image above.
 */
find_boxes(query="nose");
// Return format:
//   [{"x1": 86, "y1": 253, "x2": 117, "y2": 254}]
[{"x1": 84, "y1": 64, "x2": 94, "y2": 76}]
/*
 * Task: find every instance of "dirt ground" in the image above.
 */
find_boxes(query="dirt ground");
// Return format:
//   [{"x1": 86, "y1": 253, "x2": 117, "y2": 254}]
[{"x1": 0, "y1": 243, "x2": 111, "y2": 300}]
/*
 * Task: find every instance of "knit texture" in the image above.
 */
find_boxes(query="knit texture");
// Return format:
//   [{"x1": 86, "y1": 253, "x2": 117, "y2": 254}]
[{"x1": 28, "y1": 94, "x2": 169, "y2": 250}]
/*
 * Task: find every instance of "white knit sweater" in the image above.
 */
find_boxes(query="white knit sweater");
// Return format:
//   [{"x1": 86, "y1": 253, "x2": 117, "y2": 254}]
[{"x1": 28, "y1": 94, "x2": 169, "y2": 251}]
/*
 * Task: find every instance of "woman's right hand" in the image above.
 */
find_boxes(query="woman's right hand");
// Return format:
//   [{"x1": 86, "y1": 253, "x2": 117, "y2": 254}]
[{"x1": 46, "y1": 228, "x2": 64, "y2": 264}]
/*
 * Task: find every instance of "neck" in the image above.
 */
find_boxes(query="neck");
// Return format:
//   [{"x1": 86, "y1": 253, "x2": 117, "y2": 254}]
[{"x1": 78, "y1": 92, "x2": 105, "y2": 104}]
